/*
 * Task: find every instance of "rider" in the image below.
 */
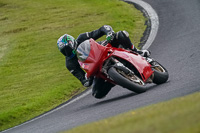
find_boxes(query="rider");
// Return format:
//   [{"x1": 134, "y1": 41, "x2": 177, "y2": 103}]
[{"x1": 57, "y1": 25, "x2": 150, "y2": 98}]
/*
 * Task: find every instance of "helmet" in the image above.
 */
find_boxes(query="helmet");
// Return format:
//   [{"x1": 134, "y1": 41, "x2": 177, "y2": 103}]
[{"x1": 57, "y1": 34, "x2": 77, "y2": 57}]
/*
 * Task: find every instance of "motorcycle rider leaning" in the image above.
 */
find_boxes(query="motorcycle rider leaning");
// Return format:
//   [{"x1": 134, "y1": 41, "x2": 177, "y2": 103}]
[{"x1": 57, "y1": 25, "x2": 150, "y2": 99}]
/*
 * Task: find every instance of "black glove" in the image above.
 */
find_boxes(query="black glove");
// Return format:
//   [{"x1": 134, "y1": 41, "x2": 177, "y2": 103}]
[
  {"x1": 106, "y1": 31, "x2": 115, "y2": 42},
  {"x1": 82, "y1": 76, "x2": 94, "y2": 87}
]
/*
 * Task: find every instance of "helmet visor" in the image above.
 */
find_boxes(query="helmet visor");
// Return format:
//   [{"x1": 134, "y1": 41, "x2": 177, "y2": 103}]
[{"x1": 57, "y1": 34, "x2": 77, "y2": 51}]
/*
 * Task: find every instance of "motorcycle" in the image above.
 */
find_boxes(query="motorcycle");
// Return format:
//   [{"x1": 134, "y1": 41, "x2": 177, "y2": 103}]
[{"x1": 76, "y1": 39, "x2": 169, "y2": 93}]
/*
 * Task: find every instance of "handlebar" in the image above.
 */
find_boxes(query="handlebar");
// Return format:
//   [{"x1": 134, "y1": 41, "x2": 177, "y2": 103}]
[{"x1": 101, "y1": 40, "x2": 109, "y2": 46}]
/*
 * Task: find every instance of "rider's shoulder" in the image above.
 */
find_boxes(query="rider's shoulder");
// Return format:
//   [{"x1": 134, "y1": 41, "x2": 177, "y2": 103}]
[{"x1": 101, "y1": 25, "x2": 112, "y2": 30}]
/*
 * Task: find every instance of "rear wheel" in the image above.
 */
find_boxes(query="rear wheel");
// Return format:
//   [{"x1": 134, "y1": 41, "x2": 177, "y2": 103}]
[
  {"x1": 108, "y1": 67, "x2": 147, "y2": 93},
  {"x1": 151, "y1": 61, "x2": 169, "y2": 84}
]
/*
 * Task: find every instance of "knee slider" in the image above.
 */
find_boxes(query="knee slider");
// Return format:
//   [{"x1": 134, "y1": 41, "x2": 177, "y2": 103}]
[{"x1": 122, "y1": 30, "x2": 129, "y2": 37}]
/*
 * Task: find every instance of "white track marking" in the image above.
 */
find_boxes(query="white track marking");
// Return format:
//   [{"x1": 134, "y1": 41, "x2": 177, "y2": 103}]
[
  {"x1": 124, "y1": 0, "x2": 159, "y2": 50},
  {"x1": 1, "y1": 90, "x2": 92, "y2": 133},
  {"x1": 1, "y1": 0, "x2": 159, "y2": 132}
]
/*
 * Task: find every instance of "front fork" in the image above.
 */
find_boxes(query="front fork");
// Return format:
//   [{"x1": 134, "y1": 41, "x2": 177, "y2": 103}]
[{"x1": 144, "y1": 57, "x2": 155, "y2": 83}]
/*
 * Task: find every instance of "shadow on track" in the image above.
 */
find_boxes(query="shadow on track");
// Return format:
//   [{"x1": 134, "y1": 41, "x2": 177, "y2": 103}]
[{"x1": 95, "y1": 92, "x2": 137, "y2": 105}]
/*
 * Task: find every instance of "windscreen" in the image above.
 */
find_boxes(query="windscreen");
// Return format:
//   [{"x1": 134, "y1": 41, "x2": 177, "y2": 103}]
[{"x1": 76, "y1": 40, "x2": 91, "y2": 62}]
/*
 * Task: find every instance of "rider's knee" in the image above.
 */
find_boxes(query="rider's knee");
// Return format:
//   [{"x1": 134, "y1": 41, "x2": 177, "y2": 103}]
[{"x1": 116, "y1": 30, "x2": 129, "y2": 39}]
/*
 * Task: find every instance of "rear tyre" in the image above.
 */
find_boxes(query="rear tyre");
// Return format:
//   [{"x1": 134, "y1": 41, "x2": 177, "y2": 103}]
[
  {"x1": 151, "y1": 61, "x2": 169, "y2": 84},
  {"x1": 108, "y1": 67, "x2": 147, "y2": 93}
]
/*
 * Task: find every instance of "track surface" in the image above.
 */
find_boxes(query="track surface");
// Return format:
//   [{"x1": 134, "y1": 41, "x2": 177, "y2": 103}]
[{"x1": 2, "y1": 0, "x2": 200, "y2": 133}]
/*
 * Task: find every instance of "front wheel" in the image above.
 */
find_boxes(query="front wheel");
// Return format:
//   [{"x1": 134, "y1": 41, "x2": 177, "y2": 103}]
[
  {"x1": 150, "y1": 61, "x2": 169, "y2": 84},
  {"x1": 108, "y1": 67, "x2": 147, "y2": 93}
]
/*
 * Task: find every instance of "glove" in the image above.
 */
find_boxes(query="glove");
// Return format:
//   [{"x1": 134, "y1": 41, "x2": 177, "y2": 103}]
[
  {"x1": 140, "y1": 50, "x2": 151, "y2": 57},
  {"x1": 106, "y1": 32, "x2": 115, "y2": 42},
  {"x1": 82, "y1": 76, "x2": 94, "y2": 87}
]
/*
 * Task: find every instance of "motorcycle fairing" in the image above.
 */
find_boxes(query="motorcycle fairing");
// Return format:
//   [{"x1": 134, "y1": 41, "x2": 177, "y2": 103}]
[
  {"x1": 78, "y1": 39, "x2": 107, "y2": 78},
  {"x1": 78, "y1": 39, "x2": 153, "y2": 82},
  {"x1": 112, "y1": 50, "x2": 153, "y2": 82}
]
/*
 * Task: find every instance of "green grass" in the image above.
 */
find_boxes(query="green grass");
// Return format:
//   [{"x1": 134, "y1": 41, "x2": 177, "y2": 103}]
[
  {"x1": 64, "y1": 92, "x2": 200, "y2": 133},
  {"x1": 0, "y1": 0, "x2": 146, "y2": 131}
]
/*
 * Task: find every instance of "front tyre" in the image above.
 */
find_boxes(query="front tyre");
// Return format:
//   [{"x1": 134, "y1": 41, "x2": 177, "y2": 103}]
[
  {"x1": 108, "y1": 67, "x2": 147, "y2": 93},
  {"x1": 151, "y1": 61, "x2": 169, "y2": 84}
]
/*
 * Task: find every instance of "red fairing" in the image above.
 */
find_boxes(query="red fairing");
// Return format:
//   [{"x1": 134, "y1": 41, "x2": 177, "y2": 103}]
[
  {"x1": 78, "y1": 38, "x2": 153, "y2": 82},
  {"x1": 79, "y1": 39, "x2": 107, "y2": 78},
  {"x1": 112, "y1": 50, "x2": 153, "y2": 82}
]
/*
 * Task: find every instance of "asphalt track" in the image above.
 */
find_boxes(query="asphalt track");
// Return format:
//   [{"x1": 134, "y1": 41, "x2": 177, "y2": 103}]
[{"x1": 2, "y1": 0, "x2": 200, "y2": 133}]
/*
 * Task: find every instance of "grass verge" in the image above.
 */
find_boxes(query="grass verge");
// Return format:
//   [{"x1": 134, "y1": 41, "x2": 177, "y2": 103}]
[
  {"x1": 64, "y1": 92, "x2": 200, "y2": 133},
  {"x1": 0, "y1": 0, "x2": 146, "y2": 131}
]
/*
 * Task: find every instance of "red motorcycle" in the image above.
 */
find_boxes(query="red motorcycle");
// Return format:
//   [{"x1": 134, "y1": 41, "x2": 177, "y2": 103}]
[{"x1": 76, "y1": 39, "x2": 169, "y2": 93}]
